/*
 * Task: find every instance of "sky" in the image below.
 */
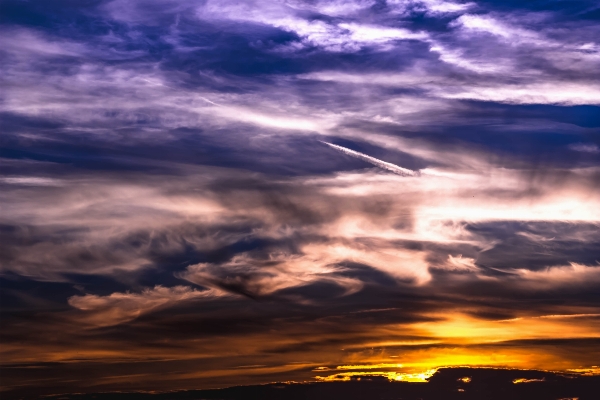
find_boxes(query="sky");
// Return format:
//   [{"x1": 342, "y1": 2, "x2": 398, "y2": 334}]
[{"x1": 1, "y1": 0, "x2": 600, "y2": 397}]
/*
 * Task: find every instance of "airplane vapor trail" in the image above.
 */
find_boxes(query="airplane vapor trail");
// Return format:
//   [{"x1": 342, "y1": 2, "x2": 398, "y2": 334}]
[{"x1": 321, "y1": 141, "x2": 419, "y2": 177}]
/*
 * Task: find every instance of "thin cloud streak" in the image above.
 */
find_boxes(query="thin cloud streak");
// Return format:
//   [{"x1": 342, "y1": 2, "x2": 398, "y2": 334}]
[{"x1": 320, "y1": 142, "x2": 419, "y2": 176}]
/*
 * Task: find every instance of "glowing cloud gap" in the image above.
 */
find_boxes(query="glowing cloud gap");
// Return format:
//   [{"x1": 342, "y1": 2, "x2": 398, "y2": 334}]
[
  {"x1": 320, "y1": 141, "x2": 419, "y2": 177},
  {"x1": 316, "y1": 369, "x2": 438, "y2": 382},
  {"x1": 336, "y1": 363, "x2": 404, "y2": 370}
]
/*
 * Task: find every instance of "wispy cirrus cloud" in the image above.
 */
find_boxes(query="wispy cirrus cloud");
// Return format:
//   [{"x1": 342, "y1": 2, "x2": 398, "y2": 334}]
[{"x1": 69, "y1": 285, "x2": 225, "y2": 327}]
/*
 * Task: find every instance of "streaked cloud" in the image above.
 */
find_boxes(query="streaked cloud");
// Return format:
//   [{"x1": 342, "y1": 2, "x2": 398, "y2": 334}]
[
  {"x1": 321, "y1": 142, "x2": 419, "y2": 176},
  {"x1": 570, "y1": 143, "x2": 600, "y2": 153},
  {"x1": 69, "y1": 285, "x2": 225, "y2": 327}
]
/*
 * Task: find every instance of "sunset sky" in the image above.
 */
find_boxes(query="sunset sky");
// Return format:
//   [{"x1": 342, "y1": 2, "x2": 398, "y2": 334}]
[{"x1": 1, "y1": 0, "x2": 600, "y2": 396}]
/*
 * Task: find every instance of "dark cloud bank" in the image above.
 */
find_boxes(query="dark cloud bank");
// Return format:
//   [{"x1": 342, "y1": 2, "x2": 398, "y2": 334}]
[
  {"x1": 1, "y1": 0, "x2": 600, "y2": 398},
  {"x1": 11, "y1": 369, "x2": 598, "y2": 400}
]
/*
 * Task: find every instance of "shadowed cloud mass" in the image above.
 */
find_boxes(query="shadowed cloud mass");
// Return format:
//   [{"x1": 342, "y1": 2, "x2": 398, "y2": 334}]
[{"x1": 1, "y1": 0, "x2": 599, "y2": 398}]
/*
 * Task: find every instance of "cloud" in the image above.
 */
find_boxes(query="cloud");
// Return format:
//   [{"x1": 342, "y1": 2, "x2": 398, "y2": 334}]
[
  {"x1": 321, "y1": 142, "x2": 419, "y2": 176},
  {"x1": 338, "y1": 23, "x2": 429, "y2": 43},
  {"x1": 180, "y1": 251, "x2": 366, "y2": 300},
  {"x1": 387, "y1": 0, "x2": 475, "y2": 16},
  {"x1": 2, "y1": 0, "x2": 600, "y2": 396},
  {"x1": 570, "y1": 143, "x2": 600, "y2": 153},
  {"x1": 428, "y1": 44, "x2": 511, "y2": 73},
  {"x1": 452, "y1": 14, "x2": 537, "y2": 41},
  {"x1": 436, "y1": 81, "x2": 600, "y2": 105},
  {"x1": 286, "y1": 0, "x2": 376, "y2": 16},
  {"x1": 511, "y1": 262, "x2": 600, "y2": 289},
  {"x1": 68, "y1": 285, "x2": 225, "y2": 327},
  {"x1": 445, "y1": 255, "x2": 479, "y2": 271},
  {"x1": 194, "y1": 1, "x2": 430, "y2": 52},
  {"x1": 0, "y1": 176, "x2": 64, "y2": 186}
]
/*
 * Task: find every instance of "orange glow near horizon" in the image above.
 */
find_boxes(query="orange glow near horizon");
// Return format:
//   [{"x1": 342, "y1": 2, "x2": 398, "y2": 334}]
[
  {"x1": 410, "y1": 312, "x2": 600, "y2": 344},
  {"x1": 316, "y1": 369, "x2": 439, "y2": 383},
  {"x1": 308, "y1": 311, "x2": 600, "y2": 383}
]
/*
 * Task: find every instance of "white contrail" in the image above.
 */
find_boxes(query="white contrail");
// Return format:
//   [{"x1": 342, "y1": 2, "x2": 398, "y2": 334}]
[{"x1": 320, "y1": 141, "x2": 419, "y2": 177}]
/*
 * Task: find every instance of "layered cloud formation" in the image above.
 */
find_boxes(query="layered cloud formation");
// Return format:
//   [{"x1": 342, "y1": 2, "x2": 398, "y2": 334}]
[{"x1": 1, "y1": 0, "x2": 600, "y2": 397}]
